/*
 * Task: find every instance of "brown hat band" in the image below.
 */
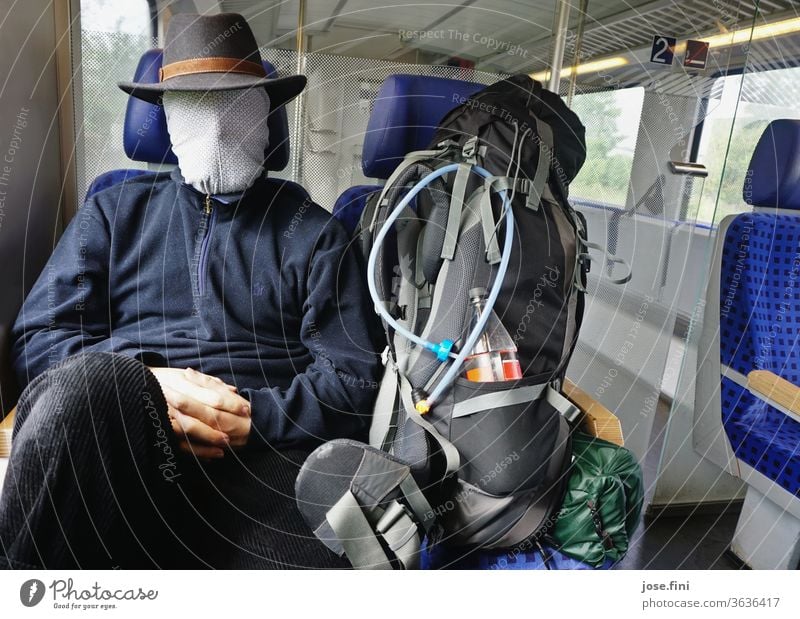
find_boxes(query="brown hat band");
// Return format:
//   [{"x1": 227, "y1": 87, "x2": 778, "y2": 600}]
[{"x1": 159, "y1": 56, "x2": 266, "y2": 82}]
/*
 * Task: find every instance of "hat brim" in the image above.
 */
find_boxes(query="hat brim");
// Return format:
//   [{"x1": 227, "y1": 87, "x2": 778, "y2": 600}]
[{"x1": 118, "y1": 73, "x2": 307, "y2": 109}]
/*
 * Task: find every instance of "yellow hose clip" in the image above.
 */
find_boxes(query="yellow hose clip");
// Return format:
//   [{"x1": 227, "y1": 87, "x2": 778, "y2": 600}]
[{"x1": 415, "y1": 400, "x2": 430, "y2": 415}]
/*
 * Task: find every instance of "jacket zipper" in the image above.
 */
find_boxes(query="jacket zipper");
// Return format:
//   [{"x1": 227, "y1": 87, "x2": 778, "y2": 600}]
[{"x1": 197, "y1": 194, "x2": 215, "y2": 297}]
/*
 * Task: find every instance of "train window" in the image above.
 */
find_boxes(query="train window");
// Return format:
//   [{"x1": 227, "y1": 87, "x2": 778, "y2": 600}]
[
  {"x1": 693, "y1": 66, "x2": 800, "y2": 223},
  {"x1": 78, "y1": 0, "x2": 155, "y2": 201},
  {"x1": 567, "y1": 87, "x2": 645, "y2": 209}
]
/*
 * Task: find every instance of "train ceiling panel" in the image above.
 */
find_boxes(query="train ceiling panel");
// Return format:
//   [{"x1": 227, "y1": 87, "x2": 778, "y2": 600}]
[{"x1": 206, "y1": 0, "x2": 800, "y2": 84}]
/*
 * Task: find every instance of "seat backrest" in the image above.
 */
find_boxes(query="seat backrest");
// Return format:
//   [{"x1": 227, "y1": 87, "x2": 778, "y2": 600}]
[
  {"x1": 694, "y1": 119, "x2": 800, "y2": 475},
  {"x1": 86, "y1": 49, "x2": 294, "y2": 200},
  {"x1": 703, "y1": 119, "x2": 800, "y2": 495},
  {"x1": 332, "y1": 74, "x2": 483, "y2": 233},
  {"x1": 718, "y1": 119, "x2": 800, "y2": 385}
]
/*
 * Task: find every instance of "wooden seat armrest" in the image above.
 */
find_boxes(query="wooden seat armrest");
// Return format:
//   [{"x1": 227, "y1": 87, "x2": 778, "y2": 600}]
[
  {"x1": 0, "y1": 405, "x2": 14, "y2": 458},
  {"x1": 562, "y1": 379, "x2": 624, "y2": 447},
  {"x1": 747, "y1": 370, "x2": 800, "y2": 422}
]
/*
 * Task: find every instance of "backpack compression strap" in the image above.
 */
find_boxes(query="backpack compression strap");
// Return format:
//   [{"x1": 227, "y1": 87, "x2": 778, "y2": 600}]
[
  {"x1": 296, "y1": 439, "x2": 437, "y2": 570},
  {"x1": 325, "y1": 473, "x2": 433, "y2": 570}
]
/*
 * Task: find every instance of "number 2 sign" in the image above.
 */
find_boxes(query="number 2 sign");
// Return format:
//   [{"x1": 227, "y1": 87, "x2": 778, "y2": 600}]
[{"x1": 650, "y1": 35, "x2": 676, "y2": 65}]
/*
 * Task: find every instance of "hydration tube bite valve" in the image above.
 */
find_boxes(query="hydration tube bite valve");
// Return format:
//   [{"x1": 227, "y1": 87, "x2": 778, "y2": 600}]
[{"x1": 411, "y1": 388, "x2": 430, "y2": 415}]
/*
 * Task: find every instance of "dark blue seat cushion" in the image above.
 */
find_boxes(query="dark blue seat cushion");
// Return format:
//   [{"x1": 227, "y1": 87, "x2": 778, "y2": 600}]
[
  {"x1": 362, "y1": 74, "x2": 483, "y2": 179},
  {"x1": 123, "y1": 49, "x2": 290, "y2": 172},
  {"x1": 85, "y1": 169, "x2": 155, "y2": 201},
  {"x1": 333, "y1": 74, "x2": 483, "y2": 233},
  {"x1": 721, "y1": 377, "x2": 800, "y2": 496},
  {"x1": 332, "y1": 185, "x2": 382, "y2": 234},
  {"x1": 744, "y1": 119, "x2": 800, "y2": 210}
]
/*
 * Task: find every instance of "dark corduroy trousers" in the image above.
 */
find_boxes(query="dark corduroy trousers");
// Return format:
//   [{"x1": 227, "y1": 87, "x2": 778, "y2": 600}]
[{"x1": 0, "y1": 352, "x2": 348, "y2": 569}]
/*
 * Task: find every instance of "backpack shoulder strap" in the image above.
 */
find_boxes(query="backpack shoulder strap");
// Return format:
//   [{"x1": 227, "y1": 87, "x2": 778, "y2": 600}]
[{"x1": 372, "y1": 142, "x2": 459, "y2": 212}]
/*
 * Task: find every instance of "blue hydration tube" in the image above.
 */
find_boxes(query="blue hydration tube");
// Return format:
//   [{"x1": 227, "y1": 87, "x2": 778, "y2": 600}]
[{"x1": 366, "y1": 163, "x2": 515, "y2": 412}]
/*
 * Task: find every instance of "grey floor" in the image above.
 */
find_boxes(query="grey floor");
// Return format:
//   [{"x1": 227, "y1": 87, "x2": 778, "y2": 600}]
[
  {"x1": 616, "y1": 500, "x2": 743, "y2": 569},
  {"x1": 616, "y1": 399, "x2": 744, "y2": 570}
]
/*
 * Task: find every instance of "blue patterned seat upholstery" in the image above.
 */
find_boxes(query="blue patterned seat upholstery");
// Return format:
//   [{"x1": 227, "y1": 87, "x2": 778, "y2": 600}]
[
  {"x1": 421, "y1": 540, "x2": 615, "y2": 570},
  {"x1": 717, "y1": 119, "x2": 800, "y2": 498}
]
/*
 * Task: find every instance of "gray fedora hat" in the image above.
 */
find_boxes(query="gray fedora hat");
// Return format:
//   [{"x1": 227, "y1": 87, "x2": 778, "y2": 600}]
[{"x1": 118, "y1": 13, "x2": 306, "y2": 108}]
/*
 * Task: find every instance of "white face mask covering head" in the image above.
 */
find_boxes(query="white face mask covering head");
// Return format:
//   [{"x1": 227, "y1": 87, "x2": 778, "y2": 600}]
[{"x1": 163, "y1": 88, "x2": 271, "y2": 195}]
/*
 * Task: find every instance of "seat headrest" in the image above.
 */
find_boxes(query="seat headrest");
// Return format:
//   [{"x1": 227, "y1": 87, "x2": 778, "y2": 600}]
[
  {"x1": 362, "y1": 74, "x2": 484, "y2": 179},
  {"x1": 744, "y1": 119, "x2": 800, "y2": 210},
  {"x1": 123, "y1": 49, "x2": 290, "y2": 172}
]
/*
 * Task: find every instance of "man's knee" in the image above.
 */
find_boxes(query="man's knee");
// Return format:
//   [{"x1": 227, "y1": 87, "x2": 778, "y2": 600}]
[{"x1": 16, "y1": 352, "x2": 165, "y2": 440}]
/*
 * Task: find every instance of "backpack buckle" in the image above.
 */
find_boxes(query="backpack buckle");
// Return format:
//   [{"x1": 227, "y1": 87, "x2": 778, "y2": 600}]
[
  {"x1": 381, "y1": 346, "x2": 393, "y2": 368},
  {"x1": 462, "y1": 136, "x2": 479, "y2": 163}
]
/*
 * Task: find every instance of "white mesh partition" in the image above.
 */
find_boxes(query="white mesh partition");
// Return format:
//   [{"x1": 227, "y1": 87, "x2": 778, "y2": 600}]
[
  {"x1": 260, "y1": 49, "x2": 505, "y2": 210},
  {"x1": 78, "y1": 30, "x2": 156, "y2": 203}
]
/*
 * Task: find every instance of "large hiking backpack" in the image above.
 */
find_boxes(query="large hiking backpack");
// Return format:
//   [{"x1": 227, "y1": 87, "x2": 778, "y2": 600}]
[{"x1": 296, "y1": 75, "x2": 627, "y2": 569}]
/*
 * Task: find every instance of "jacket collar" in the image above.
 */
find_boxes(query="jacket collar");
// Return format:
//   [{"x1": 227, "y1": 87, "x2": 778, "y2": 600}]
[{"x1": 170, "y1": 166, "x2": 269, "y2": 207}]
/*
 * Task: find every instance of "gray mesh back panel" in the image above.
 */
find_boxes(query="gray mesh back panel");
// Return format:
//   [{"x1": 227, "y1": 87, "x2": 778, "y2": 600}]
[{"x1": 408, "y1": 222, "x2": 485, "y2": 387}]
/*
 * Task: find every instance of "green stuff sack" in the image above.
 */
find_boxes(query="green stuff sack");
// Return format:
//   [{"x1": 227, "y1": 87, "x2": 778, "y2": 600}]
[{"x1": 550, "y1": 432, "x2": 644, "y2": 567}]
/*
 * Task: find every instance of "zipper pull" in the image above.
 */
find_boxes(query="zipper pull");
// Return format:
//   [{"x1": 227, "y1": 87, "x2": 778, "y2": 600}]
[{"x1": 204, "y1": 194, "x2": 212, "y2": 215}]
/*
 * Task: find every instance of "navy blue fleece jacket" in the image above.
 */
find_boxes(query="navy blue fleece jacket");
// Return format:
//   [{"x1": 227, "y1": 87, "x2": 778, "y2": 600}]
[{"x1": 11, "y1": 170, "x2": 382, "y2": 448}]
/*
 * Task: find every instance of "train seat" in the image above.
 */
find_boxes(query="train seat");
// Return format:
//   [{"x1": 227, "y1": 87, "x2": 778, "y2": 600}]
[
  {"x1": 696, "y1": 119, "x2": 800, "y2": 569},
  {"x1": 85, "y1": 48, "x2": 300, "y2": 201},
  {"x1": 331, "y1": 74, "x2": 483, "y2": 233}
]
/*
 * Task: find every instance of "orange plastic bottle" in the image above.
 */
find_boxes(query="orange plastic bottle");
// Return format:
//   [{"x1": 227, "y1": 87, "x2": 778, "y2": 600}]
[{"x1": 463, "y1": 287, "x2": 523, "y2": 382}]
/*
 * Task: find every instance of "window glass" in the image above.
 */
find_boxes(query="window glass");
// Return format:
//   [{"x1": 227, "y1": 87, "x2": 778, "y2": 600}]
[
  {"x1": 568, "y1": 87, "x2": 645, "y2": 208},
  {"x1": 693, "y1": 67, "x2": 800, "y2": 222},
  {"x1": 79, "y1": 0, "x2": 154, "y2": 202}
]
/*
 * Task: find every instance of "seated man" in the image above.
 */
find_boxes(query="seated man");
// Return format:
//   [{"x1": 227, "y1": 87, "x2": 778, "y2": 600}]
[{"x1": 0, "y1": 13, "x2": 381, "y2": 569}]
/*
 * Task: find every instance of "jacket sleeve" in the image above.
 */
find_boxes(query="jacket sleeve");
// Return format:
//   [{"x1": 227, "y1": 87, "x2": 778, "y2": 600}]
[
  {"x1": 11, "y1": 200, "x2": 165, "y2": 388},
  {"x1": 242, "y1": 224, "x2": 383, "y2": 449}
]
